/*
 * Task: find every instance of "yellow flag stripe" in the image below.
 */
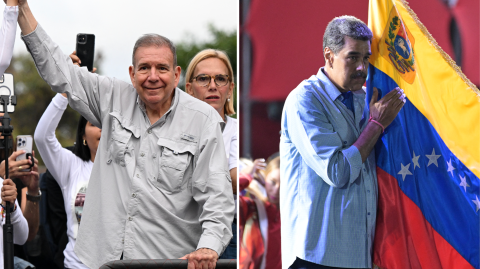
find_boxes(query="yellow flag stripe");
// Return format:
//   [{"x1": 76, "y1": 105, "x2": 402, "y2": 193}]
[{"x1": 368, "y1": 0, "x2": 480, "y2": 179}]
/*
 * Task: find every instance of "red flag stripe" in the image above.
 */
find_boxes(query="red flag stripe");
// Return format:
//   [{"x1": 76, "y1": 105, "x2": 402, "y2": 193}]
[{"x1": 374, "y1": 167, "x2": 474, "y2": 269}]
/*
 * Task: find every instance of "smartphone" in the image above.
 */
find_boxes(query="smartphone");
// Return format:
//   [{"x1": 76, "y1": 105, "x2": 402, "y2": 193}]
[
  {"x1": 76, "y1": 33, "x2": 95, "y2": 72},
  {"x1": 0, "y1": 73, "x2": 15, "y2": 113},
  {"x1": 16, "y1": 135, "x2": 33, "y2": 171}
]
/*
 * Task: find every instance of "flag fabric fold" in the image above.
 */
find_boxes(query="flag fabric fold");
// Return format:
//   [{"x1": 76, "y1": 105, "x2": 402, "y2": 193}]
[{"x1": 367, "y1": 0, "x2": 480, "y2": 268}]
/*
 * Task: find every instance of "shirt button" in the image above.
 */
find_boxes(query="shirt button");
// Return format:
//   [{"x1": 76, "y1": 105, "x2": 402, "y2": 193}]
[
  {"x1": 107, "y1": 159, "x2": 112, "y2": 164},
  {"x1": 368, "y1": 212, "x2": 371, "y2": 215},
  {"x1": 363, "y1": 168, "x2": 367, "y2": 172},
  {"x1": 367, "y1": 190, "x2": 370, "y2": 193},
  {"x1": 128, "y1": 217, "x2": 133, "y2": 221},
  {"x1": 141, "y1": 153, "x2": 145, "y2": 157},
  {"x1": 136, "y1": 174, "x2": 140, "y2": 178},
  {"x1": 132, "y1": 193, "x2": 137, "y2": 198},
  {"x1": 148, "y1": 130, "x2": 152, "y2": 134},
  {"x1": 343, "y1": 141, "x2": 347, "y2": 145}
]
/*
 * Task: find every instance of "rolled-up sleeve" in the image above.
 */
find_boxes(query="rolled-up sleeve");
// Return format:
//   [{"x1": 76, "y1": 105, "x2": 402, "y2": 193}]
[
  {"x1": 285, "y1": 90, "x2": 362, "y2": 188},
  {"x1": 192, "y1": 121, "x2": 234, "y2": 256}
]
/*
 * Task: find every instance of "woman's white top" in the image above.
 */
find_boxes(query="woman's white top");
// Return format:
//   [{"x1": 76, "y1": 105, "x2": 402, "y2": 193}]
[
  {"x1": 223, "y1": 116, "x2": 238, "y2": 170},
  {"x1": 0, "y1": 5, "x2": 18, "y2": 76},
  {"x1": 34, "y1": 94, "x2": 92, "y2": 269},
  {"x1": 0, "y1": 179, "x2": 28, "y2": 269}
]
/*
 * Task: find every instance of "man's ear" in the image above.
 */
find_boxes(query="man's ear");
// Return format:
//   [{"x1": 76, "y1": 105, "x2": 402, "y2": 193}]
[
  {"x1": 129, "y1": 65, "x2": 135, "y2": 85},
  {"x1": 324, "y1": 47, "x2": 334, "y2": 69},
  {"x1": 173, "y1": 66, "x2": 182, "y2": 87}
]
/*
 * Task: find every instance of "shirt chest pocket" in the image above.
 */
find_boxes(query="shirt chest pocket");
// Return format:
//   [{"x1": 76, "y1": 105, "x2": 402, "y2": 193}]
[
  {"x1": 108, "y1": 116, "x2": 135, "y2": 166},
  {"x1": 155, "y1": 138, "x2": 197, "y2": 193}
]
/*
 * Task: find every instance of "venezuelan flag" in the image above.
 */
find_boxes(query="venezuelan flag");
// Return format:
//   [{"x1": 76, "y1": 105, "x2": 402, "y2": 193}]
[{"x1": 367, "y1": 0, "x2": 480, "y2": 268}]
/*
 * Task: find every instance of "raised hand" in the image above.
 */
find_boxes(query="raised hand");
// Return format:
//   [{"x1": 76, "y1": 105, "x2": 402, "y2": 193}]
[
  {"x1": 19, "y1": 150, "x2": 39, "y2": 195},
  {"x1": 69, "y1": 51, "x2": 97, "y2": 72}
]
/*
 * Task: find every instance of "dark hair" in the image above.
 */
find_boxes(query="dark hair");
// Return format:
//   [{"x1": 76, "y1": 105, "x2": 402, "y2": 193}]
[
  {"x1": 323, "y1": 15, "x2": 373, "y2": 55},
  {"x1": 132, "y1": 34, "x2": 177, "y2": 67},
  {"x1": 72, "y1": 116, "x2": 91, "y2": 162}
]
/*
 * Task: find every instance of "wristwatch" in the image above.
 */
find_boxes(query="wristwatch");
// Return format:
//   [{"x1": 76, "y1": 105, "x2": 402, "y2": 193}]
[{"x1": 26, "y1": 190, "x2": 42, "y2": 202}]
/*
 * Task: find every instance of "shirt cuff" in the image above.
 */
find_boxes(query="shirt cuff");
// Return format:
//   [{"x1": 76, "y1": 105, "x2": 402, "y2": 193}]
[
  {"x1": 196, "y1": 234, "x2": 225, "y2": 257},
  {"x1": 342, "y1": 145, "x2": 363, "y2": 184},
  {"x1": 52, "y1": 93, "x2": 68, "y2": 109},
  {"x1": 4, "y1": 6, "x2": 18, "y2": 19}
]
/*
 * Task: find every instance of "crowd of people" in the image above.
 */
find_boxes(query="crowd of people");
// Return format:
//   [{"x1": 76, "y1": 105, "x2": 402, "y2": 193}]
[
  {"x1": 238, "y1": 155, "x2": 281, "y2": 269},
  {"x1": 0, "y1": 0, "x2": 237, "y2": 268}
]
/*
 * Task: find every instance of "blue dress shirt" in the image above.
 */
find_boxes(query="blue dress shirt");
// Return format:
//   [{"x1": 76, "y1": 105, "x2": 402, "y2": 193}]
[{"x1": 280, "y1": 68, "x2": 377, "y2": 269}]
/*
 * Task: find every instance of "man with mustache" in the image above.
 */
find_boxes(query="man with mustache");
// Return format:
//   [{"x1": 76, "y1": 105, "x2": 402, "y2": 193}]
[{"x1": 280, "y1": 16, "x2": 406, "y2": 269}]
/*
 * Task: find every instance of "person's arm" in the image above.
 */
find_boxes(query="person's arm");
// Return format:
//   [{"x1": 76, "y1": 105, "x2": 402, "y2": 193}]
[
  {"x1": 19, "y1": 151, "x2": 40, "y2": 241},
  {"x1": 353, "y1": 87, "x2": 405, "y2": 162},
  {"x1": 18, "y1": 0, "x2": 123, "y2": 128},
  {"x1": 181, "y1": 120, "x2": 235, "y2": 269},
  {"x1": 228, "y1": 125, "x2": 238, "y2": 195},
  {"x1": 16, "y1": 0, "x2": 36, "y2": 36},
  {"x1": 1, "y1": 178, "x2": 29, "y2": 245},
  {"x1": 34, "y1": 94, "x2": 76, "y2": 185},
  {"x1": 230, "y1": 167, "x2": 237, "y2": 195},
  {"x1": 0, "y1": 0, "x2": 18, "y2": 76},
  {"x1": 239, "y1": 172, "x2": 253, "y2": 192},
  {"x1": 286, "y1": 87, "x2": 404, "y2": 188}
]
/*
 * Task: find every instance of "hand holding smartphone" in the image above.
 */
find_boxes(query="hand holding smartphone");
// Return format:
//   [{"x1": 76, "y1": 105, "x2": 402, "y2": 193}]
[
  {"x1": 16, "y1": 135, "x2": 33, "y2": 172},
  {"x1": 76, "y1": 33, "x2": 95, "y2": 72}
]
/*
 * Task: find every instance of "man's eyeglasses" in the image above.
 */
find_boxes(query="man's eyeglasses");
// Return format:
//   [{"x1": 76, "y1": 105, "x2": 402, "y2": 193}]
[{"x1": 192, "y1": 74, "x2": 230, "y2": 87}]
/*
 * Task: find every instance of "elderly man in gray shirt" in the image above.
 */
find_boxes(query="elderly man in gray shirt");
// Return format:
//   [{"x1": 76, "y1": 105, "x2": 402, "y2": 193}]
[{"x1": 17, "y1": 1, "x2": 234, "y2": 269}]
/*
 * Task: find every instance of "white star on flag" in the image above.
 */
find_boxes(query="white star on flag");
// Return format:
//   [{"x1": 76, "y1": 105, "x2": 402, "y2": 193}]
[
  {"x1": 446, "y1": 159, "x2": 456, "y2": 177},
  {"x1": 412, "y1": 151, "x2": 420, "y2": 170},
  {"x1": 473, "y1": 196, "x2": 480, "y2": 212},
  {"x1": 459, "y1": 175, "x2": 470, "y2": 193},
  {"x1": 426, "y1": 148, "x2": 441, "y2": 167},
  {"x1": 398, "y1": 163, "x2": 412, "y2": 181}
]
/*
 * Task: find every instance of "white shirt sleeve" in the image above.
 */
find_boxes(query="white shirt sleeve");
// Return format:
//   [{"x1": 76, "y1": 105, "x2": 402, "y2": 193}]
[
  {"x1": 0, "y1": 179, "x2": 28, "y2": 246},
  {"x1": 228, "y1": 122, "x2": 237, "y2": 170},
  {"x1": 0, "y1": 5, "x2": 18, "y2": 76},
  {"x1": 10, "y1": 197, "x2": 28, "y2": 245},
  {"x1": 34, "y1": 93, "x2": 77, "y2": 188}
]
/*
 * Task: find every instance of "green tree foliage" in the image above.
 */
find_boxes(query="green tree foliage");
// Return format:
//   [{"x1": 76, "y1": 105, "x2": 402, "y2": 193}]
[{"x1": 3, "y1": 53, "x2": 104, "y2": 166}]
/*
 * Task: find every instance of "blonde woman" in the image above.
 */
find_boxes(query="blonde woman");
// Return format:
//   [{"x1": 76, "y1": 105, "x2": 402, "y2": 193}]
[{"x1": 185, "y1": 49, "x2": 237, "y2": 259}]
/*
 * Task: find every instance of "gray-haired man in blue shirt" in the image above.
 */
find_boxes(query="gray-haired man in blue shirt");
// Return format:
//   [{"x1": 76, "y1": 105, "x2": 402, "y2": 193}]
[{"x1": 280, "y1": 16, "x2": 406, "y2": 269}]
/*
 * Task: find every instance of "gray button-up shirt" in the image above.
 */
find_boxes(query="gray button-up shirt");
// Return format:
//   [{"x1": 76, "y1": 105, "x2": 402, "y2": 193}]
[
  {"x1": 23, "y1": 25, "x2": 234, "y2": 269},
  {"x1": 280, "y1": 68, "x2": 377, "y2": 268}
]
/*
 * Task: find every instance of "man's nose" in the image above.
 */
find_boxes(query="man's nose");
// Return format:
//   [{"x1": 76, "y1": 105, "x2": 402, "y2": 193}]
[
  {"x1": 357, "y1": 59, "x2": 368, "y2": 72},
  {"x1": 148, "y1": 67, "x2": 160, "y2": 81}
]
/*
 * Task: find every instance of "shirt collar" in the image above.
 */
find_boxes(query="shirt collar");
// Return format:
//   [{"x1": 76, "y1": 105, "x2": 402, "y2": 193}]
[
  {"x1": 316, "y1": 67, "x2": 343, "y2": 101},
  {"x1": 136, "y1": 87, "x2": 180, "y2": 120}
]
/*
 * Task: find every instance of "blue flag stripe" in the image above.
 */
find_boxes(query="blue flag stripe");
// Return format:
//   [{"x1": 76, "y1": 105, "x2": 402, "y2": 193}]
[{"x1": 367, "y1": 65, "x2": 479, "y2": 268}]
